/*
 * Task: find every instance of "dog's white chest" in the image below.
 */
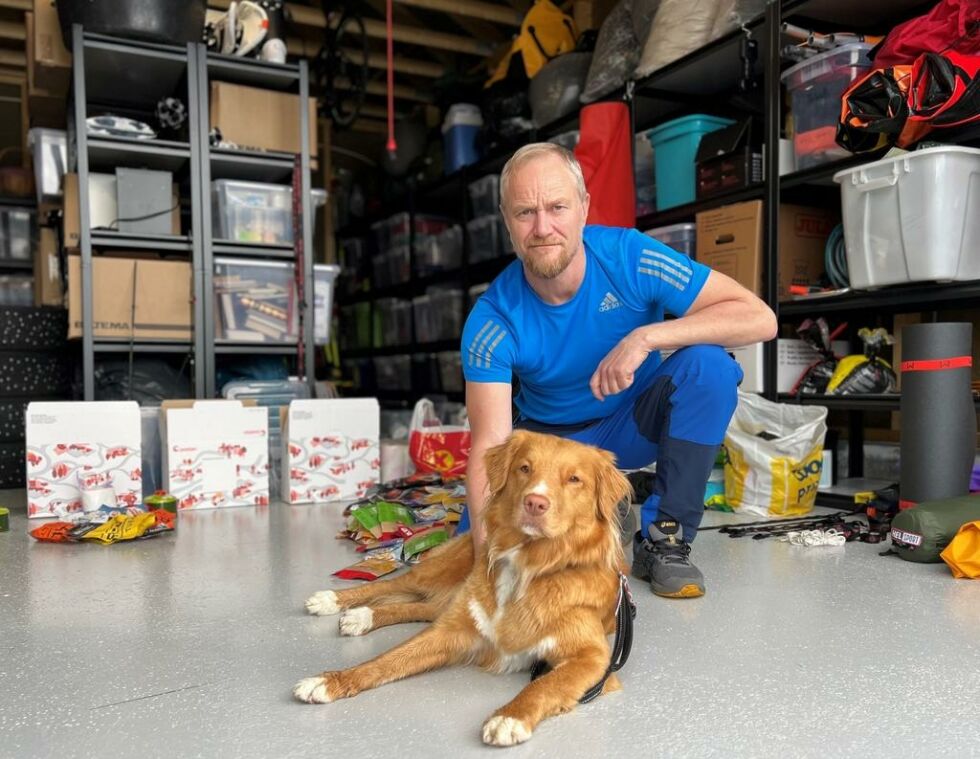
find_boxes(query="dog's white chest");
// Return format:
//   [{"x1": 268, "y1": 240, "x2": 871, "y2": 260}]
[{"x1": 468, "y1": 553, "x2": 554, "y2": 673}]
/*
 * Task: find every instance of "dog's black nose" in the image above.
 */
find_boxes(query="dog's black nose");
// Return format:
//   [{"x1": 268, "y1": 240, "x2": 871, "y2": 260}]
[{"x1": 524, "y1": 494, "x2": 550, "y2": 515}]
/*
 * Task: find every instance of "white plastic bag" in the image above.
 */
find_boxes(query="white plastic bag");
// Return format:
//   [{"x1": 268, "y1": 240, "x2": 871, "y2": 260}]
[{"x1": 724, "y1": 391, "x2": 828, "y2": 518}]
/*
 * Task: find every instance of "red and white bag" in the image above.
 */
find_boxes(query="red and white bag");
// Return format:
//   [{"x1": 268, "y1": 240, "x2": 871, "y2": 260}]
[{"x1": 408, "y1": 398, "x2": 470, "y2": 478}]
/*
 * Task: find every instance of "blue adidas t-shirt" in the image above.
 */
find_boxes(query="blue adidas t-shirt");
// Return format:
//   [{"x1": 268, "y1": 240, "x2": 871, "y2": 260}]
[{"x1": 460, "y1": 225, "x2": 711, "y2": 425}]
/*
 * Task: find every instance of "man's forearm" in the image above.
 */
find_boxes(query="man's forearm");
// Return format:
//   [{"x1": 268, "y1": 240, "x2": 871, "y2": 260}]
[
  {"x1": 637, "y1": 299, "x2": 776, "y2": 351},
  {"x1": 465, "y1": 447, "x2": 491, "y2": 546}
]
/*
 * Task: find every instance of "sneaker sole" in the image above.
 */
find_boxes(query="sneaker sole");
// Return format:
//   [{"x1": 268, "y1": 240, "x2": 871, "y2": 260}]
[{"x1": 651, "y1": 583, "x2": 705, "y2": 599}]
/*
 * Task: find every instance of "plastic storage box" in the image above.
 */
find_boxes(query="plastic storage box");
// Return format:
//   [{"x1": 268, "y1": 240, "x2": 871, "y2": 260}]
[
  {"x1": 0, "y1": 275, "x2": 33, "y2": 306},
  {"x1": 415, "y1": 225, "x2": 463, "y2": 276},
  {"x1": 413, "y1": 295, "x2": 433, "y2": 343},
  {"x1": 781, "y1": 43, "x2": 873, "y2": 170},
  {"x1": 376, "y1": 297, "x2": 412, "y2": 347},
  {"x1": 412, "y1": 353, "x2": 441, "y2": 392},
  {"x1": 437, "y1": 351, "x2": 463, "y2": 392},
  {"x1": 644, "y1": 222, "x2": 696, "y2": 260},
  {"x1": 468, "y1": 282, "x2": 490, "y2": 308},
  {"x1": 646, "y1": 115, "x2": 734, "y2": 210},
  {"x1": 213, "y1": 257, "x2": 299, "y2": 342},
  {"x1": 212, "y1": 180, "x2": 292, "y2": 245},
  {"x1": 374, "y1": 355, "x2": 411, "y2": 390},
  {"x1": 372, "y1": 212, "x2": 449, "y2": 251},
  {"x1": 313, "y1": 264, "x2": 339, "y2": 346},
  {"x1": 833, "y1": 146, "x2": 980, "y2": 289},
  {"x1": 429, "y1": 288, "x2": 463, "y2": 341},
  {"x1": 0, "y1": 208, "x2": 35, "y2": 260},
  {"x1": 467, "y1": 215, "x2": 502, "y2": 262},
  {"x1": 28, "y1": 128, "x2": 67, "y2": 204},
  {"x1": 635, "y1": 132, "x2": 656, "y2": 217},
  {"x1": 468, "y1": 175, "x2": 500, "y2": 218}
]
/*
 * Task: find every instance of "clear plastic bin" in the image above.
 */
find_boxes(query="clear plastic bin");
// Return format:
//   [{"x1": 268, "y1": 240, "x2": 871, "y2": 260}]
[
  {"x1": 388, "y1": 245, "x2": 411, "y2": 285},
  {"x1": 413, "y1": 294, "x2": 433, "y2": 343},
  {"x1": 468, "y1": 282, "x2": 490, "y2": 308},
  {"x1": 781, "y1": 43, "x2": 874, "y2": 170},
  {"x1": 372, "y1": 212, "x2": 449, "y2": 251},
  {"x1": 0, "y1": 275, "x2": 33, "y2": 306},
  {"x1": 28, "y1": 128, "x2": 67, "y2": 204},
  {"x1": 468, "y1": 175, "x2": 500, "y2": 218},
  {"x1": 635, "y1": 132, "x2": 656, "y2": 217},
  {"x1": 212, "y1": 180, "x2": 293, "y2": 245},
  {"x1": 372, "y1": 252, "x2": 389, "y2": 288},
  {"x1": 467, "y1": 215, "x2": 502, "y2": 263},
  {"x1": 374, "y1": 354, "x2": 411, "y2": 390},
  {"x1": 437, "y1": 351, "x2": 463, "y2": 392},
  {"x1": 0, "y1": 208, "x2": 35, "y2": 260},
  {"x1": 213, "y1": 257, "x2": 299, "y2": 343},
  {"x1": 497, "y1": 217, "x2": 513, "y2": 255},
  {"x1": 339, "y1": 237, "x2": 371, "y2": 295},
  {"x1": 354, "y1": 301, "x2": 373, "y2": 348},
  {"x1": 429, "y1": 288, "x2": 463, "y2": 341},
  {"x1": 412, "y1": 353, "x2": 441, "y2": 392},
  {"x1": 415, "y1": 225, "x2": 463, "y2": 276},
  {"x1": 377, "y1": 297, "x2": 412, "y2": 347},
  {"x1": 313, "y1": 264, "x2": 339, "y2": 346},
  {"x1": 833, "y1": 146, "x2": 980, "y2": 289},
  {"x1": 644, "y1": 222, "x2": 696, "y2": 260}
]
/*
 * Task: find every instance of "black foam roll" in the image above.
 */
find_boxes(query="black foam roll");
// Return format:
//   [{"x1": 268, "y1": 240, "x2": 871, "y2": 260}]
[{"x1": 900, "y1": 322, "x2": 976, "y2": 505}]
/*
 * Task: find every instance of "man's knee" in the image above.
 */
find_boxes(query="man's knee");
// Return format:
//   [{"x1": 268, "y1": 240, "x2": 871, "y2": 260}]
[{"x1": 664, "y1": 344, "x2": 742, "y2": 387}]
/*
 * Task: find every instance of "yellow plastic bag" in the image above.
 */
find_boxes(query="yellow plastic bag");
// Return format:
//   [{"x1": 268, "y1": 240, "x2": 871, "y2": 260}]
[
  {"x1": 940, "y1": 520, "x2": 980, "y2": 579},
  {"x1": 724, "y1": 391, "x2": 828, "y2": 518}
]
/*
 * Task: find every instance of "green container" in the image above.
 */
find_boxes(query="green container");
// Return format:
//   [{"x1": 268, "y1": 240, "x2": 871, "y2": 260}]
[
  {"x1": 0, "y1": 506, "x2": 9, "y2": 532},
  {"x1": 145, "y1": 491, "x2": 178, "y2": 514}
]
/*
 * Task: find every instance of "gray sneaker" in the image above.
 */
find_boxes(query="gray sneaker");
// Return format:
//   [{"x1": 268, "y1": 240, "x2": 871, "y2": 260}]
[
  {"x1": 616, "y1": 498, "x2": 638, "y2": 547},
  {"x1": 632, "y1": 520, "x2": 705, "y2": 598}
]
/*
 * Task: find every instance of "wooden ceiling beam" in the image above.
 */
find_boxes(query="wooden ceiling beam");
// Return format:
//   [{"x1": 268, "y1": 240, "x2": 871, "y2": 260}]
[{"x1": 394, "y1": 0, "x2": 521, "y2": 26}]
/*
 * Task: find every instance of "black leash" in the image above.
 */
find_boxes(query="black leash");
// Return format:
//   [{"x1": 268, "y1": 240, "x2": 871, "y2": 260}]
[{"x1": 529, "y1": 572, "x2": 636, "y2": 704}]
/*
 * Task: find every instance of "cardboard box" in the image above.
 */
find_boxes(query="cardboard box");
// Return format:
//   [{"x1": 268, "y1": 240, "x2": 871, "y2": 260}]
[
  {"x1": 25, "y1": 11, "x2": 68, "y2": 128},
  {"x1": 696, "y1": 201, "x2": 839, "y2": 298},
  {"x1": 30, "y1": 2, "x2": 70, "y2": 96},
  {"x1": 281, "y1": 398, "x2": 380, "y2": 504},
  {"x1": 67, "y1": 255, "x2": 192, "y2": 340},
  {"x1": 160, "y1": 400, "x2": 270, "y2": 510},
  {"x1": 210, "y1": 81, "x2": 318, "y2": 159},
  {"x1": 34, "y1": 227, "x2": 63, "y2": 307},
  {"x1": 778, "y1": 204, "x2": 838, "y2": 298},
  {"x1": 697, "y1": 201, "x2": 763, "y2": 295},
  {"x1": 63, "y1": 173, "x2": 181, "y2": 250},
  {"x1": 732, "y1": 338, "x2": 849, "y2": 394},
  {"x1": 25, "y1": 401, "x2": 142, "y2": 518}
]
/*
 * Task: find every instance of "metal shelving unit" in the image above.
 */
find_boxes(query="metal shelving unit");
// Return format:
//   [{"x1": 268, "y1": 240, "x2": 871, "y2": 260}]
[
  {"x1": 70, "y1": 27, "x2": 319, "y2": 401},
  {"x1": 197, "y1": 50, "x2": 316, "y2": 398},
  {"x1": 70, "y1": 26, "x2": 205, "y2": 401}
]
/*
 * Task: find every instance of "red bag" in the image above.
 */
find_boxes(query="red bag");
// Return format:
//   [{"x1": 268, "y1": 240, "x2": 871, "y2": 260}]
[
  {"x1": 575, "y1": 101, "x2": 636, "y2": 227},
  {"x1": 874, "y1": 0, "x2": 980, "y2": 67},
  {"x1": 407, "y1": 399, "x2": 470, "y2": 478}
]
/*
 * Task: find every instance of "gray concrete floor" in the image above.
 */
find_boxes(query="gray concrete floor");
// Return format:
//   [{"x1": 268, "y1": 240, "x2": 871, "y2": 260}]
[{"x1": 1, "y1": 489, "x2": 979, "y2": 759}]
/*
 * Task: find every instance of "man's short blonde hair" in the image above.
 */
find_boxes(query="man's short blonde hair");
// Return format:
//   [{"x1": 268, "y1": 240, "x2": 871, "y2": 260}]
[{"x1": 499, "y1": 142, "x2": 588, "y2": 210}]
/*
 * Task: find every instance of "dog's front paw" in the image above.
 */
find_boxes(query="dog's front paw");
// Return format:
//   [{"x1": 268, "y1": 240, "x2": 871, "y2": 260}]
[
  {"x1": 305, "y1": 590, "x2": 341, "y2": 616},
  {"x1": 339, "y1": 607, "x2": 373, "y2": 636},
  {"x1": 293, "y1": 673, "x2": 343, "y2": 704},
  {"x1": 482, "y1": 715, "x2": 532, "y2": 747}
]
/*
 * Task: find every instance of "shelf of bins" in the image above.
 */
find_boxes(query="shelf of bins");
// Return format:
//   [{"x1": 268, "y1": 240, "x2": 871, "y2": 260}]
[
  {"x1": 90, "y1": 231, "x2": 192, "y2": 252},
  {"x1": 778, "y1": 394, "x2": 980, "y2": 412},
  {"x1": 214, "y1": 343, "x2": 300, "y2": 355},
  {"x1": 93, "y1": 340, "x2": 193, "y2": 354},
  {"x1": 209, "y1": 148, "x2": 296, "y2": 183},
  {"x1": 86, "y1": 137, "x2": 191, "y2": 172},
  {"x1": 779, "y1": 282, "x2": 980, "y2": 317},
  {"x1": 211, "y1": 241, "x2": 295, "y2": 259},
  {"x1": 636, "y1": 184, "x2": 765, "y2": 231},
  {"x1": 343, "y1": 340, "x2": 460, "y2": 359}
]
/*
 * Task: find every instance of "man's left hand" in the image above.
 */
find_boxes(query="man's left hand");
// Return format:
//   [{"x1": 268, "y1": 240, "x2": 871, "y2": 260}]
[{"x1": 590, "y1": 330, "x2": 651, "y2": 401}]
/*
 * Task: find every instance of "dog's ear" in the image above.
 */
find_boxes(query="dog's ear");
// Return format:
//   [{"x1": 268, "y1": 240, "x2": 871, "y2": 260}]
[
  {"x1": 483, "y1": 432, "x2": 525, "y2": 496},
  {"x1": 592, "y1": 450, "x2": 633, "y2": 526}
]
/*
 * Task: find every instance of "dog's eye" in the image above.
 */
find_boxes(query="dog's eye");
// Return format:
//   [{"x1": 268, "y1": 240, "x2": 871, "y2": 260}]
[
  {"x1": 519, "y1": 464, "x2": 530, "y2": 474},
  {"x1": 568, "y1": 474, "x2": 581, "y2": 483}
]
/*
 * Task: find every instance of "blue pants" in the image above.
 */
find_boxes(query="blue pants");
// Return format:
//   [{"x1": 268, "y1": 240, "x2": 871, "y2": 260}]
[{"x1": 458, "y1": 345, "x2": 743, "y2": 542}]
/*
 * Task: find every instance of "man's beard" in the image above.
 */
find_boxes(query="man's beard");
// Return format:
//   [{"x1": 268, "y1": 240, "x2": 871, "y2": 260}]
[{"x1": 522, "y1": 243, "x2": 574, "y2": 279}]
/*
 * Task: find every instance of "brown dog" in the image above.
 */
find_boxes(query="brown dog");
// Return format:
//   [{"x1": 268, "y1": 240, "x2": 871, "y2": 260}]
[{"x1": 294, "y1": 430, "x2": 633, "y2": 746}]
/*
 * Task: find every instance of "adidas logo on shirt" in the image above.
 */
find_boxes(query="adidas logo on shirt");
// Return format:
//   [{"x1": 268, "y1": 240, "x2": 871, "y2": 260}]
[{"x1": 599, "y1": 292, "x2": 622, "y2": 312}]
